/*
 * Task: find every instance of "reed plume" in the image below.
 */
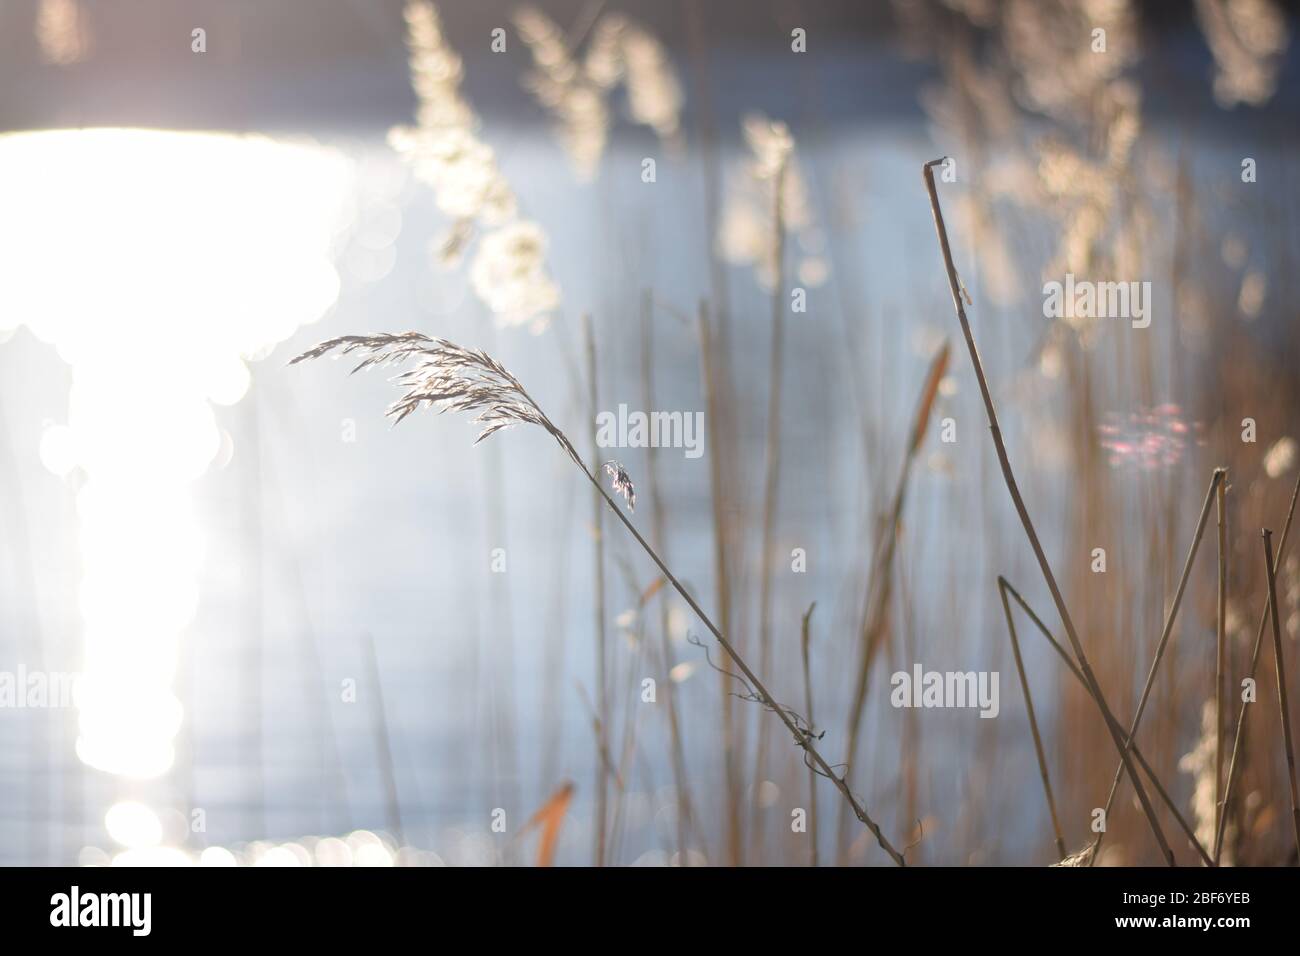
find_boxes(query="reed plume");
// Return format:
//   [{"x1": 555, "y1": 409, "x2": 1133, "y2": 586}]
[
  {"x1": 513, "y1": 6, "x2": 683, "y2": 180},
  {"x1": 391, "y1": 0, "x2": 559, "y2": 329},
  {"x1": 292, "y1": 330, "x2": 907, "y2": 866}
]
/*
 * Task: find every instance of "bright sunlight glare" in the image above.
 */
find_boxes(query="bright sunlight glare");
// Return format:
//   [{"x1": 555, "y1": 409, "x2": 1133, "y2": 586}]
[{"x1": 0, "y1": 128, "x2": 354, "y2": 780}]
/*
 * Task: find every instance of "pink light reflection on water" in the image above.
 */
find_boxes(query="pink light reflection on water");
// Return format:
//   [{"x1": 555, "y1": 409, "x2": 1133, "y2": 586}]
[{"x1": 1098, "y1": 403, "x2": 1205, "y2": 470}]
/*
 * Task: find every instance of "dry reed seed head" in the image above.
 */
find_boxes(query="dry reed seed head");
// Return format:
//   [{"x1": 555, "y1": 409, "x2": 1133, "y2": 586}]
[
  {"x1": 391, "y1": 0, "x2": 558, "y2": 331},
  {"x1": 469, "y1": 222, "x2": 562, "y2": 332},
  {"x1": 390, "y1": 126, "x2": 517, "y2": 223},
  {"x1": 718, "y1": 112, "x2": 828, "y2": 291},
  {"x1": 290, "y1": 333, "x2": 582, "y2": 466},
  {"x1": 514, "y1": 5, "x2": 610, "y2": 181},
  {"x1": 1195, "y1": 0, "x2": 1291, "y2": 107},
  {"x1": 1050, "y1": 845, "x2": 1096, "y2": 867},
  {"x1": 401, "y1": 0, "x2": 472, "y2": 130},
  {"x1": 513, "y1": 6, "x2": 682, "y2": 179},
  {"x1": 916, "y1": 0, "x2": 1145, "y2": 305},
  {"x1": 584, "y1": 17, "x2": 625, "y2": 88},
  {"x1": 286, "y1": 331, "x2": 435, "y2": 368},
  {"x1": 1029, "y1": 85, "x2": 1142, "y2": 295},
  {"x1": 950, "y1": 193, "x2": 1023, "y2": 307},
  {"x1": 602, "y1": 460, "x2": 636, "y2": 512},
  {"x1": 1002, "y1": 0, "x2": 1139, "y2": 120},
  {"x1": 619, "y1": 24, "x2": 684, "y2": 142},
  {"x1": 921, "y1": 41, "x2": 1019, "y2": 143},
  {"x1": 435, "y1": 217, "x2": 475, "y2": 268},
  {"x1": 742, "y1": 114, "x2": 795, "y2": 180}
]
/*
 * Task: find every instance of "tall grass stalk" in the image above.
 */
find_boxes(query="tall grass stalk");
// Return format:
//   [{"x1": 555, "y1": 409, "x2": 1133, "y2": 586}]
[
  {"x1": 1215, "y1": 473, "x2": 1228, "y2": 846},
  {"x1": 922, "y1": 159, "x2": 1175, "y2": 865},
  {"x1": 997, "y1": 578, "x2": 1066, "y2": 860},
  {"x1": 696, "y1": 302, "x2": 744, "y2": 865},
  {"x1": 583, "y1": 314, "x2": 610, "y2": 866},
  {"x1": 751, "y1": 157, "x2": 789, "y2": 858},
  {"x1": 579, "y1": 450, "x2": 907, "y2": 865},
  {"x1": 291, "y1": 332, "x2": 907, "y2": 865},
  {"x1": 835, "y1": 339, "x2": 950, "y2": 862},
  {"x1": 684, "y1": 0, "x2": 731, "y2": 350},
  {"x1": 1215, "y1": 470, "x2": 1300, "y2": 862},
  {"x1": 1089, "y1": 468, "x2": 1224, "y2": 865},
  {"x1": 800, "y1": 602, "x2": 818, "y2": 867},
  {"x1": 685, "y1": 9, "x2": 747, "y2": 858},
  {"x1": 999, "y1": 578, "x2": 1214, "y2": 866},
  {"x1": 607, "y1": 591, "x2": 648, "y2": 865},
  {"x1": 640, "y1": 289, "x2": 695, "y2": 864},
  {"x1": 479, "y1": 320, "x2": 520, "y2": 849},
  {"x1": 1262, "y1": 529, "x2": 1300, "y2": 859},
  {"x1": 362, "y1": 632, "x2": 404, "y2": 843}
]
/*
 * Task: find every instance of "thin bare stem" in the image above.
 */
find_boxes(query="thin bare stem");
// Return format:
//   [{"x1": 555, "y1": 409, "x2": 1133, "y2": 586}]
[
  {"x1": 577, "y1": 446, "x2": 906, "y2": 865},
  {"x1": 293, "y1": 330, "x2": 906, "y2": 865},
  {"x1": 362, "y1": 631, "x2": 404, "y2": 843},
  {"x1": 836, "y1": 340, "x2": 949, "y2": 862},
  {"x1": 696, "y1": 301, "x2": 743, "y2": 866},
  {"x1": 583, "y1": 314, "x2": 610, "y2": 867},
  {"x1": 997, "y1": 579, "x2": 1066, "y2": 860},
  {"x1": 1263, "y1": 529, "x2": 1300, "y2": 859},
  {"x1": 1090, "y1": 468, "x2": 1224, "y2": 865},
  {"x1": 1215, "y1": 470, "x2": 1300, "y2": 862},
  {"x1": 923, "y1": 159, "x2": 1174, "y2": 865},
  {"x1": 575, "y1": 681, "x2": 623, "y2": 790},
  {"x1": 800, "y1": 602, "x2": 819, "y2": 868},
  {"x1": 751, "y1": 157, "x2": 788, "y2": 858},
  {"x1": 1215, "y1": 473, "x2": 1228, "y2": 847},
  {"x1": 606, "y1": 604, "x2": 647, "y2": 864},
  {"x1": 1000, "y1": 579, "x2": 1214, "y2": 867},
  {"x1": 640, "y1": 289, "x2": 695, "y2": 865}
]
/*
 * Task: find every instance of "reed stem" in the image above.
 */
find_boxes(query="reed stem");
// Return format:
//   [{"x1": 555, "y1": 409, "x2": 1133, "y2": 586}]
[
  {"x1": 752, "y1": 156, "x2": 789, "y2": 859},
  {"x1": 697, "y1": 302, "x2": 743, "y2": 866},
  {"x1": 800, "y1": 602, "x2": 819, "y2": 867},
  {"x1": 1089, "y1": 469, "x2": 1224, "y2": 865},
  {"x1": 836, "y1": 340, "x2": 949, "y2": 863},
  {"x1": 640, "y1": 289, "x2": 696, "y2": 865},
  {"x1": 997, "y1": 579, "x2": 1066, "y2": 860},
  {"x1": 923, "y1": 159, "x2": 1174, "y2": 865},
  {"x1": 1215, "y1": 470, "x2": 1300, "y2": 862},
  {"x1": 583, "y1": 314, "x2": 610, "y2": 867},
  {"x1": 999, "y1": 578, "x2": 1214, "y2": 866},
  {"x1": 577, "y1": 456, "x2": 906, "y2": 865},
  {"x1": 1215, "y1": 473, "x2": 1227, "y2": 848},
  {"x1": 1262, "y1": 529, "x2": 1300, "y2": 860}
]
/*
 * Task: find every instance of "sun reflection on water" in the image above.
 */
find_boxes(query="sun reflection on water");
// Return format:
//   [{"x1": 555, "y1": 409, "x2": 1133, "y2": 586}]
[{"x1": 0, "y1": 130, "x2": 352, "y2": 799}]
